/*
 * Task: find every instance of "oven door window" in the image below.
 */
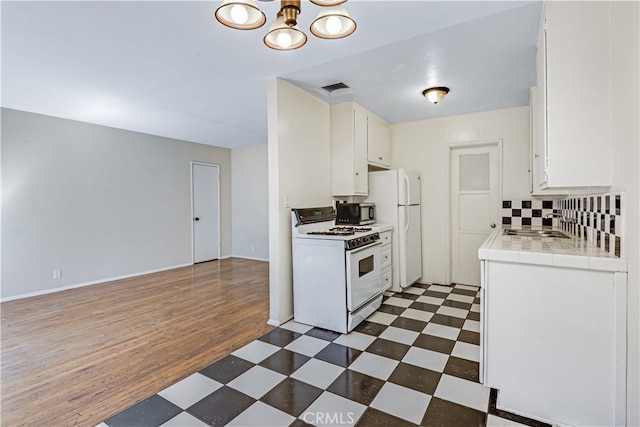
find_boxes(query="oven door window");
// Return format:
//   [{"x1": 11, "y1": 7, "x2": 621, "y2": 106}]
[{"x1": 359, "y1": 255, "x2": 374, "y2": 277}]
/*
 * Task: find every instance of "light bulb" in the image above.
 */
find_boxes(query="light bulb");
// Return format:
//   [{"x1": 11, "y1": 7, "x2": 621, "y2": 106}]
[
  {"x1": 325, "y1": 16, "x2": 342, "y2": 35},
  {"x1": 427, "y1": 91, "x2": 440, "y2": 103},
  {"x1": 230, "y1": 4, "x2": 249, "y2": 24},
  {"x1": 276, "y1": 31, "x2": 293, "y2": 48}
]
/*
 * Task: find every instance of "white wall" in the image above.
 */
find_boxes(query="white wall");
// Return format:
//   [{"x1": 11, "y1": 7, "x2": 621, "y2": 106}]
[
  {"x1": 231, "y1": 144, "x2": 269, "y2": 261},
  {"x1": 267, "y1": 79, "x2": 332, "y2": 325},
  {"x1": 610, "y1": 2, "x2": 640, "y2": 424},
  {"x1": 1, "y1": 108, "x2": 232, "y2": 300},
  {"x1": 391, "y1": 106, "x2": 531, "y2": 285}
]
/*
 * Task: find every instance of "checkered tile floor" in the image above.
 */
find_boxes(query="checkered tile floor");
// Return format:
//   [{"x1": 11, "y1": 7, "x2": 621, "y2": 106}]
[{"x1": 98, "y1": 283, "x2": 542, "y2": 427}]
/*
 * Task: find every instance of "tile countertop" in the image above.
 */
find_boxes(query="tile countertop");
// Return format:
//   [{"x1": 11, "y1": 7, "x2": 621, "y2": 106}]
[{"x1": 478, "y1": 226, "x2": 627, "y2": 272}]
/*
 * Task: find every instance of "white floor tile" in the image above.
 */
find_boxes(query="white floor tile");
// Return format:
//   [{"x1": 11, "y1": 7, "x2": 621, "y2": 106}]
[
  {"x1": 383, "y1": 291, "x2": 395, "y2": 297},
  {"x1": 158, "y1": 373, "x2": 222, "y2": 409},
  {"x1": 434, "y1": 374, "x2": 490, "y2": 412},
  {"x1": 290, "y1": 359, "x2": 345, "y2": 389},
  {"x1": 447, "y1": 293, "x2": 475, "y2": 304},
  {"x1": 227, "y1": 401, "x2": 295, "y2": 427},
  {"x1": 400, "y1": 308, "x2": 434, "y2": 322},
  {"x1": 471, "y1": 303, "x2": 481, "y2": 313},
  {"x1": 455, "y1": 284, "x2": 479, "y2": 292},
  {"x1": 379, "y1": 326, "x2": 419, "y2": 345},
  {"x1": 160, "y1": 412, "x2": 209, "y2": 427},
  {"x1": 416, "y1": 295, "x2": 445, "y2": 305},
  {"x1": 451, "y1": 341, "x2": 480, "y2": 363},
  {"x1": 427, "y1": 285, "x2": 453, "y2": 294},
  {"x1": 383, "y1": 297, "x2": 413, "y2": 308},
  {"x1": 403, "y1": 287, "x2": 425, "y2": 295},
  {"x1": 232, "y1": 340, "x2": 280, "y2": 364},
  {"x1": 462, "y1": 319, "x2": 481, "y2": 333},
  {"x1": 366, "y1": 311, "x2": 397, "y2": 325},
  {"x1": 436, "y1": 305, "x2": 469, "y2": 319},
  {"x1": 94, "y1": 423, "x2": 110, "y2": 427},
  {"x1": 348, "y1": 352, "x2": 399, "y2": 380},
  {"x1": 280, "y1": 320, "x2": 313, "y2": 334},
  {"x1": 284, "y1": 335, "x2": 330, "y2": 357},
  {"x1": 227, "y1": 366, "x2": 286, "y2": 399},
  {"x1": 422, "y1": 323, "x2": 460, "y2": 341},
  {"x1": 402, "y1": 347, "x2": 449, "y2": 372},
  {"x1": 301, "y1": 391, "x2": 366, "y2": 426},
  {"x1": 370, "y1": 382, "x2": 431, "y2": 424},
  {"x1": 333, "y1": 331, "x2": 376, "y2": 351},
  {"x1": 486, "y1": 414, "x2": 530, "y2": 427}
]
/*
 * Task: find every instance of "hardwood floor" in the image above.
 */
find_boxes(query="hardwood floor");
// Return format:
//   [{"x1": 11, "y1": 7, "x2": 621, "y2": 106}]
[{"x1": 0, "y1": 258, "x2": 273, "y2": 426}]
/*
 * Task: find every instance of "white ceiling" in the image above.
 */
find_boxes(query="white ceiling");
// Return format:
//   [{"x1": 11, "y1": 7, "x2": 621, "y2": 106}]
[{"x1": 1, "y1": 1, "x2": 541, "y2": 149}]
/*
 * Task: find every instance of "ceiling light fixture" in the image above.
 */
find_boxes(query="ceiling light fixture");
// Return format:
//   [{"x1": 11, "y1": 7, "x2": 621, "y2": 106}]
[
  {"x1": 215, "y1": 0, "x2": 356, "y2": 50},
  {"x1": 422, "y1": 87, "x2": 450, "y2": 105}
]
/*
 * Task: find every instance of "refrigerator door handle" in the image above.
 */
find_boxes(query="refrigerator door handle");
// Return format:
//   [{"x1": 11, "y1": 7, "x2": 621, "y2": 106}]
[
  {"x1": 404, "y1": 206, "x2": 409, "y2": 241},
  {"x1": 404, "y1": 174, "x2": 411, "y2": 205}
]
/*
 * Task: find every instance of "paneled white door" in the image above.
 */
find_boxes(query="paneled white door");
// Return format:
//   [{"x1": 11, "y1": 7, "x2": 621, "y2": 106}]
[
  {"x1": 192, "y1": 163, "x2": 220, "y2": 263},
  {"x1": 450, "y1": 143, "x2": 501, "y2": 285}
]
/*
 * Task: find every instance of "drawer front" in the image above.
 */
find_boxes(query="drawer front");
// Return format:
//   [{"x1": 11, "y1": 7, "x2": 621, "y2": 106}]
[
  {"x1": 381, "y1": 265, "x2": 392, "y2": 290},
  {"x1": 379, "y1": 231, "x2": 392, "y2": 245},
  {"x1": 381, "y1": 245, "x2": 392, "y2": 269}
]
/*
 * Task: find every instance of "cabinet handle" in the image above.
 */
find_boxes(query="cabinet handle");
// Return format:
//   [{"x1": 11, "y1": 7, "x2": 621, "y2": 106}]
[
  {"x1": 378, "y1": 157, "x2": 383, "y2": 160},
  {"x1": 355, "y1": 172, "x2": 359, "y2": 176},
  {"x1": 534, "y1": 154, "x2": 539, "y2": 158}
]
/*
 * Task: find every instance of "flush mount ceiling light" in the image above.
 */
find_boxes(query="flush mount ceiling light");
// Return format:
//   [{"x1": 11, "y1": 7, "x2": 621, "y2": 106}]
[
  {"x1": 422, "y1": 87, "x2": 450, "y2": 105},
  {"x1": 215, "y1": 0, "x2": 356, "y2": 50}
]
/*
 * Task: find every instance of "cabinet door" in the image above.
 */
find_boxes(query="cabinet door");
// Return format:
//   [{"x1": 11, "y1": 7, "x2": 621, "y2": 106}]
[
  {"x1": 353, "y1": 108, "x2": 368, "y2": 195},
  {"x1": 367, "y1": 115, "x2": 391, "y2": 168}
]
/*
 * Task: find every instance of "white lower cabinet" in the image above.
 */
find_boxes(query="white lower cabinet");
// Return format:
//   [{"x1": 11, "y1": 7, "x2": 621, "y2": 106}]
[
  {"x1": 379, "y1": 230, "x2": 392, "y2": 291},
  {"x1": 481, "y1": 260, "x2": 627, "y2": 426}
]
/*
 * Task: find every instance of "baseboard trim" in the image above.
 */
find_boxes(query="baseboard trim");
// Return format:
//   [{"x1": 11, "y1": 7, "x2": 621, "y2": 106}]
[
  {"x1": 232, "y1": 255, "x2": 269, "y2": 262},
  {"x1": 0, "y1": 263, "x2": 193, "y2": 303}
]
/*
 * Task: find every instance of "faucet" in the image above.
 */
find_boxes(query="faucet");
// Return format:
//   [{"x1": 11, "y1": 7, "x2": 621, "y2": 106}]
[{"x1": 545, "y1": 212, "x2": 577, "y2": 224}]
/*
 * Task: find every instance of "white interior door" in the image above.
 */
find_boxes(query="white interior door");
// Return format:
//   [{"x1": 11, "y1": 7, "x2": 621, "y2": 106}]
[
  {"x1": 450, "y1": 143, "x2": 500, "y2": 285},
  {"x1": 192, "y1": 163, "x2": 220, "y2": 263}
]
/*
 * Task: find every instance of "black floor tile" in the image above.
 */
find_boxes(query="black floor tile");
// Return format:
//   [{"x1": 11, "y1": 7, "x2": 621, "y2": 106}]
[
  {"x1": 430, "y1": 314, "x2": 465, "y2": 328},
  {"x1": 290, "y1": 418, "x2": 314, "y2": 427},
  {"x1": 421, "y1": 397, "x2": 487, "y2": 427},
  {"x1": 259, "y1": 349, "x2": 310, "y2": 375},
  {"x1": 258, "y1": 328, "x2": 301, "y2": 347},
  {"x1": 105, "y1": 395, "x2": 181, "y2": 427},
  {"x1": 377, "y1": 304, "x2": 407, "y2": 315},
  {"x1": 458, "y1": 330, "x2": 480, "y2": 346},
  {"x1": 451, "y1": 288, "x2": 478, "y2": 297},
  {"x1": 327, "y1": 369, "x2": 385, "y2": 406},
  {"x1": 409, "y1": 301, "x2": 440, "y2": 312},
  {"x1": 444, "y1": 356, "x2": 480, "y2": 382},
  {"x1": 467, "y1": 311, "x2": 481, "y2": 322},
  {"x1": 187, "y1": 386, "x2": 255, "y2": 426},
  {"x1": 388, "y1": 362, "x2": 441, "y2": 395},
  {"x1": 395, "y1": 292, "x2": 420, "y2": 300},
  {"x1": 422, "y1": 290, "x2": 451, "y2": 299},
  {"x1": 314, "y1": 343, "x2": 362, "y2": 367},
  {"x1": 306, "y1": 327, "x2": 341, "y2": 342},
  {"x1": 410, "y1": 282, "x2": 431, "y2": 289},
  {"x1": 489, "y1": 388, "x2": 552, "y2": 427},
  {"x1": 442, "y1": 299, "x2": 473, "y2": 310},
  {"x1": 356, "y1": 407, "x2": 418, "y2": 426},
  {"x1": 390, "y1": 316, "x2": 428, "y2": 332},
  {"x1": 260, "y1": 378, "x2": 323, "y2": 417},
  {"x1": 474, "y1": 297, "x2": 481, "y2": 304},
  {"x1": 365, "y1": 338, "x2": 410, "y2": 360},
  {"x1": 353, "y1": 320, "x2": 388, "y2": 336},
  {"x1": 199, "y1": 355, "x2": 255, "y2": 384},
  {"x1": 413, "y1": 334, "x2": 456, "y2": 355}
]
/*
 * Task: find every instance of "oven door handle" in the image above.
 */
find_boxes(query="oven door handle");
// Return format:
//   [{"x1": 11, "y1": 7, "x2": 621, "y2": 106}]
[{"x1": 348, "y1": 241, "x2": 382, "y2": 254}]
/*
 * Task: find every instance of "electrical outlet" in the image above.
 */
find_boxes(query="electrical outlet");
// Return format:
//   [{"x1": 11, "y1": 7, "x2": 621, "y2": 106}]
[{"x1": 53, "y1": 270, "x2": 61, "y2": 280}]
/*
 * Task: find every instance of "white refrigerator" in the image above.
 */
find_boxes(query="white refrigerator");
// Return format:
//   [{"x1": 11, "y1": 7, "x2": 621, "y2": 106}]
[{"x1": 367, "y1": 169, "x2": 423, "y2": 291}]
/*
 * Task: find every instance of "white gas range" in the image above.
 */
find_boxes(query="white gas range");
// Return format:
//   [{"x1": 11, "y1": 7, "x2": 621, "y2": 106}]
[{"x1": 291, "y1": 207, "x2": 383, "y2": 334}]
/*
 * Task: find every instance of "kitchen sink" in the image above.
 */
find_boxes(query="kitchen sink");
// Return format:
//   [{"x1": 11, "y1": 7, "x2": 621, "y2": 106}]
[{"x1": 503, "y1": 229, "x2": 571, "y2": 238}]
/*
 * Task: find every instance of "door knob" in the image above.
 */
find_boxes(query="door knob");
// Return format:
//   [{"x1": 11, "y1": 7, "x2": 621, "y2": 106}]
[
  {"x1": 490, "y1": 223, "x2": 496, "y2": 228},
  {"x1": 194, "y1": 217, "x2": 200, "y2": 221}
]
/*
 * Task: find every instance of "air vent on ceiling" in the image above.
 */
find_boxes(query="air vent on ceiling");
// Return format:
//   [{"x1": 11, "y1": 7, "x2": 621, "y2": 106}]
[{"x1": 321, "y1": 82, "x2": 350, "y2": 93}]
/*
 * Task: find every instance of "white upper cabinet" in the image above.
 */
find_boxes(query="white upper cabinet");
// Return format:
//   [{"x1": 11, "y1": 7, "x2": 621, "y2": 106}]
[
  {"x1": 331, "y1": 102, "x2": 368, "y2": 196},
  {"x1": 532, "y1": 1, "x2": 612, "y2": 192},
  {"x1": 331, "y1": 102, "x2": 391, "y2": 196},
  {"x1": 367, "y1": 114, "x2": 391, "y2": 169}
]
